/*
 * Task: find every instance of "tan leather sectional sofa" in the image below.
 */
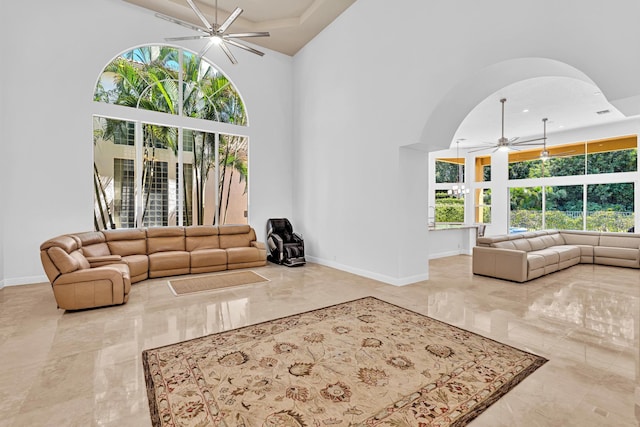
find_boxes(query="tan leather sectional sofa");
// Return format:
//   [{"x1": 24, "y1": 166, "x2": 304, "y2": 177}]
[
  {"x1": 40, "y1": 225, "x2": 267, "y2": 310},
  {"x1": 473, "y1": 229, "x2": 640, "y2": 282}
]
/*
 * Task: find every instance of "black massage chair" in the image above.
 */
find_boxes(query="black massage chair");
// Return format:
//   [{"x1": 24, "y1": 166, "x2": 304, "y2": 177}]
[{"x1": 266, "y1": 218, "x2": 306, "y2": 267}]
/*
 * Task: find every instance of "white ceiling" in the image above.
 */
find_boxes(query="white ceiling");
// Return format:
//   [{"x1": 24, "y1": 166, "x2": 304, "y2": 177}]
[
  {"x1": 124, "y1": 0, "x2": 357, "y2": 56},
  {"x1": 126, "y1": 1, "x2": 632, "y2": 150},
  {"x1": 453, "y1": 77, "x2": 627, "y2": 151}
]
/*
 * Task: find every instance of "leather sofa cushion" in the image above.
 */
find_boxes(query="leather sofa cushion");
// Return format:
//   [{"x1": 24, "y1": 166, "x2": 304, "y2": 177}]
[
  {"x1": 529, "y1": 249, "x2": 560, "y2": 264},
  {"x1": 540, "y1": 235, "x2": 556, "y2": 247},
  {"x1": 122, "y1": 254, "x2": 149, "y2": 281},
  {"x1": 186, "y1": 226, "x2": 220, "y2": 251},
  {"x1": 104, "y1": 229, "x2": 147, "y2": 256},
  {"x1": 226, "y1": 247, "x2": 261, "y2": 264},
  {"x1": 561, "y1": 232, "x2": 600, "y2": 246},
  {"x1": 594, "y1": 246, "x2": 639, "y2": 260},
  {"x1": 147, "y1": 227, "x2": 186, "y2": 253},
  {"x1": 149, "y1": 251, "x2": 190, "y2": 271},
  {"x1": 528, "y1": 237, "x2": 547, "y2": 251},
  {"x1": 549, "y1": 233, "x2": 565, "y2": 246},
  {"x1": 599, "y1": 234, "x2": 640, "y2": 249},
  {"x1": 74, "y1": 231, "x2": 111, "y2": 257},
  {"x1": 527, "y1": 254, "x2": 546, "y2": 270},
  {"x1": 48, "y1": 246, "x2": 81, "y2": 273},
  {"x1": 191, "y1": 249, "x2": 227, "y2": 268},
  {"x1": 219, "y1": 225, "x2": 255, "y2": 249},
  {"x1": 512, "y1": 239, "x2": 532, "y2": 251},
  {"x1": 551, "y1": 245, "x2": 581, "y2": 262},
  {"x1": 493, "y1": 240, "x2": 516, "y2": 250}
]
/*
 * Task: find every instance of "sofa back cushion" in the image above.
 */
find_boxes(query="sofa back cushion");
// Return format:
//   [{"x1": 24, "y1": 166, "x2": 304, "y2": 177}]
[
  {"x1": 146, "y1": 226, "x2": 186, "y2": 254},
  {"x1": 493, "y1": 240, "x2": 516, "y2": 250},
  {"x1": 512, "y1": 239, "x2": 532, "y2": 251},
  {"x1": 549, "y1": 233, "x2": 565, "y2": 246},
  {"x1": 528, "y1": 237, "x2": 548, "y2": 251},
  {"x1": 561, "y1": 231, "x2": 600, "y2": 246},
  {"x1": 103, "y1": 229, "x2": 148, "y2": 256},
  {"x1": 599, "y1": 233, "x2": 640, "y2": 249},
  {"x1": 219, "y1": 224, "x2": 255, "y2": 249},
  {"x1": 73, "y1": 231, "x2": 111, "y2": 257},
  {"x1": 40, "y1": 235, "x2": 90, "y2": 275},
  {"x1": 186, "y1": 225, "x2": 220, "y2": 251}
]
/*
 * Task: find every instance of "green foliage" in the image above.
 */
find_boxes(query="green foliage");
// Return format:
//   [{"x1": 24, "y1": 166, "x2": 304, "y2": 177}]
[
  {"x1": 510, "y1": 210, "x2": 543, "y2": 231},
  {"x1": 510, "y1": 210, "x2": 634, "y2": 232},
  {"x1": 545, "y1": 211, "x2": 583, "y2": 230},
  {"x1": 586, "y1": 211, "x2": 634, "y2": 232},
  {"x1": 435, "y1": 161, "x2": 464, "y2": 183},
  {"x1": 436, "y1": 198, "x2": 464, "y2": 222}
]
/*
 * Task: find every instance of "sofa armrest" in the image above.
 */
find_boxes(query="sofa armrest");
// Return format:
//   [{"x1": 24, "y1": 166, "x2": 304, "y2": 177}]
[
  {"x1": 472, "y1": 246, "x2": 528, "y2": 283},
  {"x1": 86, "y1": 255, "x2": 123, "y2": 268},
  {"x1": 252, "y1": 241, "x2": 266, "y2": 250}
]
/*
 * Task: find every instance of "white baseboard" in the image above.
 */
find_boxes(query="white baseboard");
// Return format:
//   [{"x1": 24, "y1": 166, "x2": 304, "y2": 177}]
[
  {"x1": 2, "y1": 274, "x2": 48, "y2": 287},
  {"x1": 306, "y1": 256, "x2": 429, "y2": 286},
  {"x1": 429, "y1": 249, "x2": 472, "y2": 259}
]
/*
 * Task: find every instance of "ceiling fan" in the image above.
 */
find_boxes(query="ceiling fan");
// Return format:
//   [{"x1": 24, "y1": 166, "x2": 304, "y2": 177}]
[
  {"x1": 156, "y1": 0, "x2": 270, "y2": 64},
  {"x1": 468, "y1": 98, "x2": 547, "y2": 153},
  {"x1": 537, "y1": 118, "x2": 575, "y2": 161}
]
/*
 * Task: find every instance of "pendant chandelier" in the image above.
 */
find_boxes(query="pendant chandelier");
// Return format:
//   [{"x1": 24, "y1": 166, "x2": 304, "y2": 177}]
[{"x1": 448, "y1": 140, "x2": 469, "y2": 198}]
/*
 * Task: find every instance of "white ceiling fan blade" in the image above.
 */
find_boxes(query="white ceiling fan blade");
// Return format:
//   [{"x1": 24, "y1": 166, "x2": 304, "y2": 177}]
[
  {"x1": 166, "y1": 35, "x2": 209, "y2": 41},
  {"x1": 198, "y1": 38, "x2": 217, "y2": 57},
  {"x1": 224, "y1": 38, "x2": 265, "y2": 56},
  {"x1": 156, "y1": 13, "x2": 209, "y2": 33},
  {"x1": 186, "y1": 0, "x2": 213, "y2": 31},
  {"x1": 218, "y1": 7, "x2": 243, "y2": 33},
  {"x1": 219, "y1": 42, "x2": 238, "y2": 64},
  {"x1": 225, "y1": 32, "x2": 270, "y2": 38}
]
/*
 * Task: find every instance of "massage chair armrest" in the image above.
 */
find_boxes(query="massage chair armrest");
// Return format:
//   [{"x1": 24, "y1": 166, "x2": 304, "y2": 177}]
[
  {"x1": 292, "y1": 232, "x2": 304, "y2": 243},
  {"x1": 86, "y1": 255, "x2": 123, "y2": 268}
]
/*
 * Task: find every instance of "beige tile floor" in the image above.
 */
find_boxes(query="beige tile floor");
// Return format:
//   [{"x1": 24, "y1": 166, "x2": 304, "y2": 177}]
[{"x1": 1, "y1": 256, "x2": 639, "y2": 426}]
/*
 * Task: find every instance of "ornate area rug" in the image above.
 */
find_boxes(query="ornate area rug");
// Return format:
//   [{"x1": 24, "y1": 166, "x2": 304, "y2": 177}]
[
  {"x1": 167, "y1": 271, "x2": 269, "y2": 295},
  {"x1": 142, "y1": 296, "x2": 547, "y2": 426}
]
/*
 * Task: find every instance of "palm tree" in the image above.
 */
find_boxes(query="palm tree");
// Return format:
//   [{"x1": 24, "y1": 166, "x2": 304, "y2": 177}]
[{"x1": 94, "y1": 45, "x2": 248, "y2": 228}]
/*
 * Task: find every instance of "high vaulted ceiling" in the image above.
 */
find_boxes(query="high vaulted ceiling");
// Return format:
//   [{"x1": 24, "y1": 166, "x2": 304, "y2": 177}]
[
  {"x1": 454, "y1": 77, "x2": 628, "y2": 150},
  {"x1": 124, "y1": 0, "x2": 357, "y2": 56}
]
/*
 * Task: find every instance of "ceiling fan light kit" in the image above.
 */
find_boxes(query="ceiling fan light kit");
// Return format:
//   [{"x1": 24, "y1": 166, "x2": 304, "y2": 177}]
[{"x1": 158, "y1": 0, "x2": 270, "y2": 64}]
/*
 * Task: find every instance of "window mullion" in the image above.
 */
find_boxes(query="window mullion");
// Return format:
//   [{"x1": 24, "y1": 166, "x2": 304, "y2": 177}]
[{"x1": 135, "y1": 121, "x2": 144, "y2": 228}]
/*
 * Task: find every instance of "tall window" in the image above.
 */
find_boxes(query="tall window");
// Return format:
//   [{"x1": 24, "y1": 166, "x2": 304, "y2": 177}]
[
  {"x1": 506, "y1": 135, "x2": 637, "y2": 233},
  {"x1": 434, "y1": 158, "x2": 466, "y2": 223},
  {"x1": 93, "y1": 45, "x2": 249, "y2": 230}
]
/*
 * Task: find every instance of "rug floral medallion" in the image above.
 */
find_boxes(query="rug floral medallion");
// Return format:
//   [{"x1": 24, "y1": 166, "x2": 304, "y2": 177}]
[{"x1": 143, "y1": 296, "x2": 547, "y2": 426}]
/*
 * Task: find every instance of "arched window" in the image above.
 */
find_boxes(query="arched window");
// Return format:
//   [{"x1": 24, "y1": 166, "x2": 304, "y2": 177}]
[{"x1": 92, "y1": 45, "x2": 249, "y2": 230}]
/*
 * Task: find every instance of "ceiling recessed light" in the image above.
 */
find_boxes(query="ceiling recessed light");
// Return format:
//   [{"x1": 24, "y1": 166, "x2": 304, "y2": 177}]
[{"x1": 522, "y1": 109, "x2": 529, "y2": 113}]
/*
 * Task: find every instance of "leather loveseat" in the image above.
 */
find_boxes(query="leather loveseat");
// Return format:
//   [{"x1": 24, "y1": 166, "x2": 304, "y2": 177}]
[
  {"x1": 473, "y1": 229, "x2": 640, "y2": 282},
  {"x1": 40, "y1": 225, "x2": 267, "y2": 310}
]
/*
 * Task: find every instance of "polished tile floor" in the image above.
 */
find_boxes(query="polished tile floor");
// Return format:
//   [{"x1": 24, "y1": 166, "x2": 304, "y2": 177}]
[{"x1": 1, "y1": 256, "x2": 639, "y2": 426}]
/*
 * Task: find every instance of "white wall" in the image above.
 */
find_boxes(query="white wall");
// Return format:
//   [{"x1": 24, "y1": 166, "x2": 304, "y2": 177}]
[
  {"x1": 2, "y1": 0, "x2": 639, "y2": 287},
  {"x1": 0, "y1": 0, "x2": 6, "y2": 288},
  {"x1": 1, "y1": 0, "x2": 293, "y2": 285},
  {"x1": 293, "y1": 0, "x2": 640, "y2": 284}
]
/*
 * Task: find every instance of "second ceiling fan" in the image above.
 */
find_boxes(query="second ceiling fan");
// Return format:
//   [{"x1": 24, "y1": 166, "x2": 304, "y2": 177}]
[
  {"x1": 157, "y1": 0, "x2": 270, "y2": 64},
  {"x1": 468, "y1": 98, "x2": 547, "y2": 153}
]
